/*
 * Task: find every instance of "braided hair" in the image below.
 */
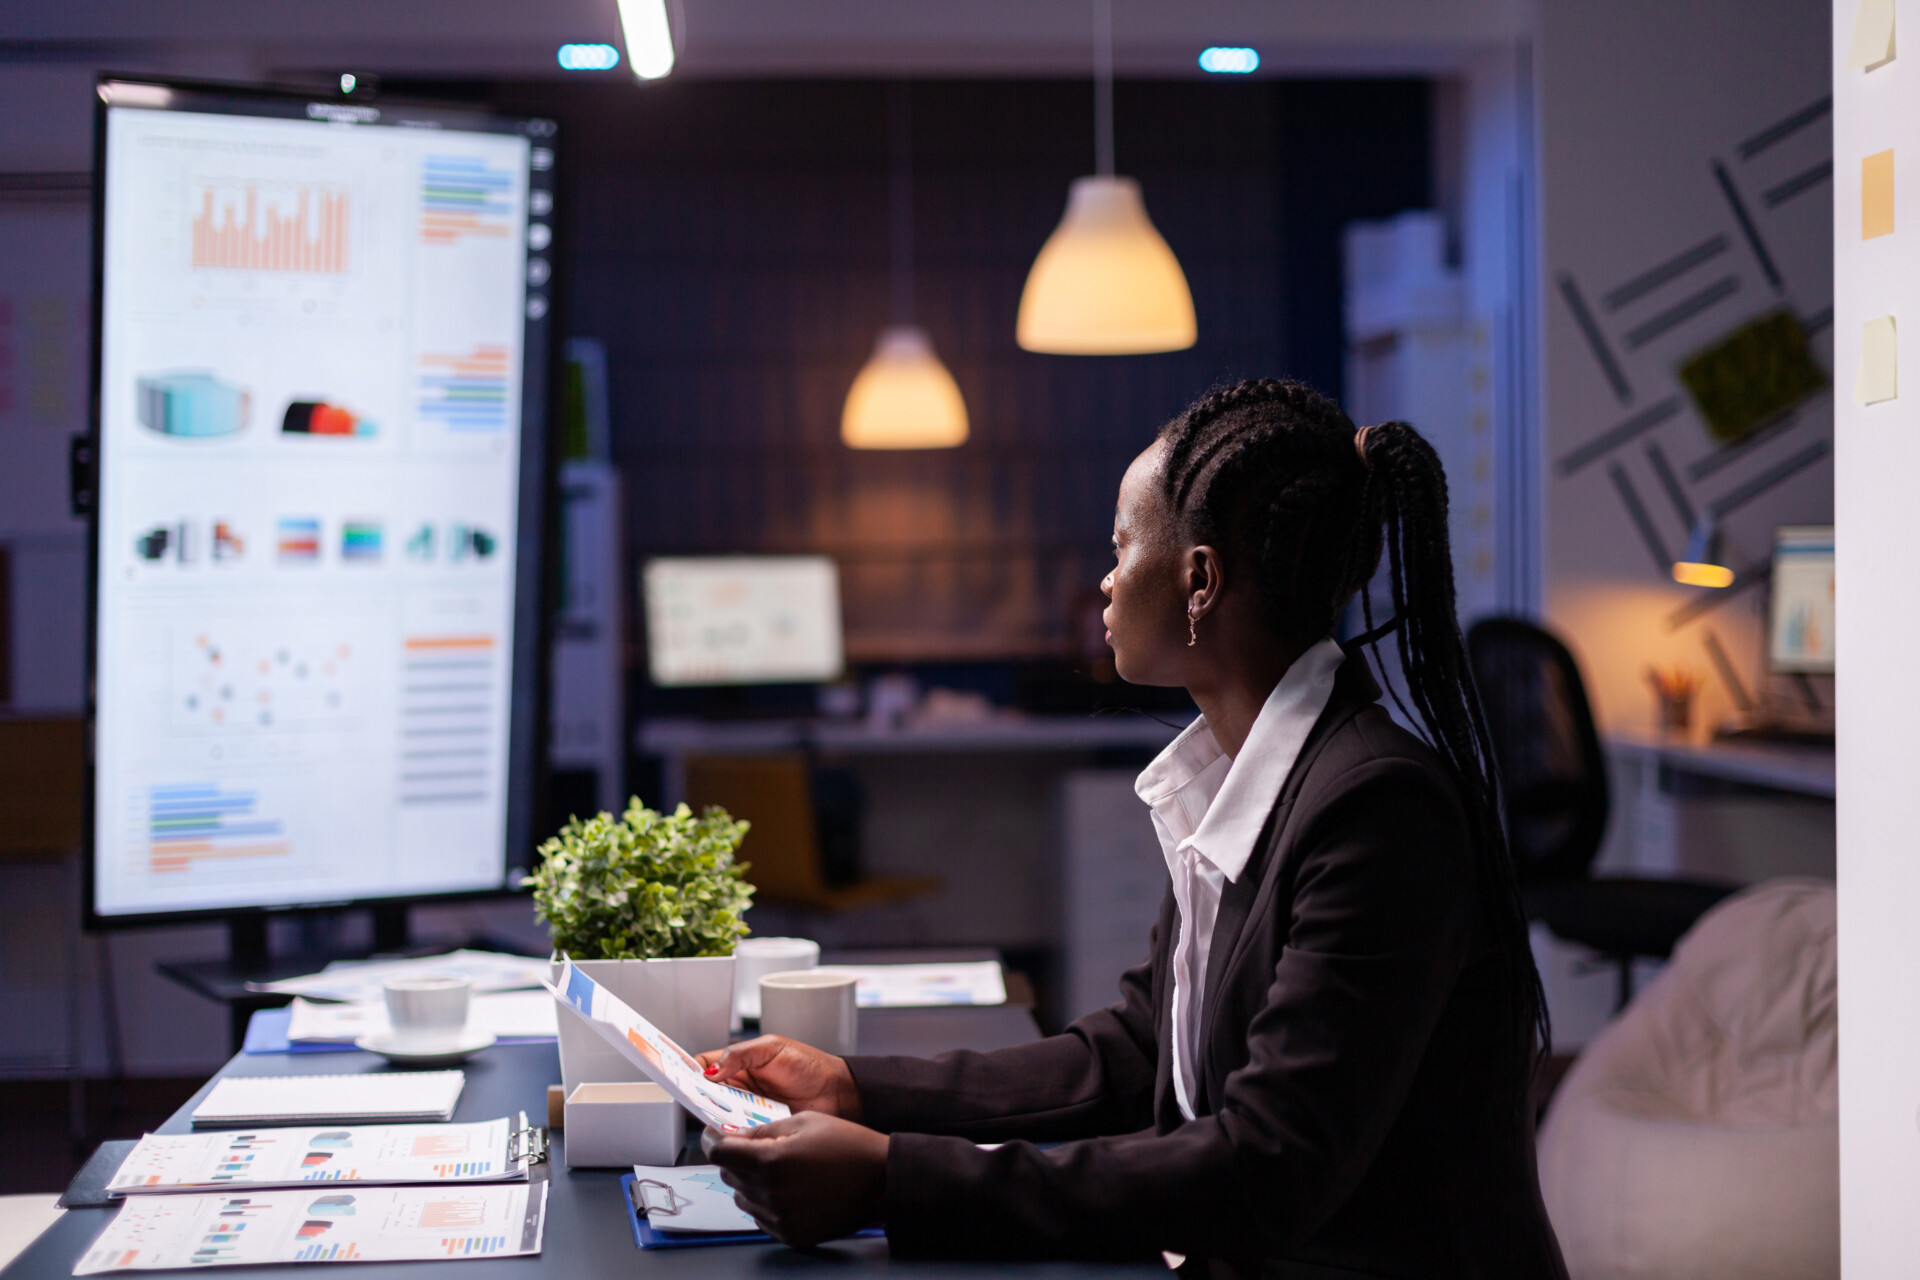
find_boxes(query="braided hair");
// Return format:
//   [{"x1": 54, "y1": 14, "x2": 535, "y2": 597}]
[{"x1": 1158, "y1": 376, "x2": 1548, "y2": 1097}]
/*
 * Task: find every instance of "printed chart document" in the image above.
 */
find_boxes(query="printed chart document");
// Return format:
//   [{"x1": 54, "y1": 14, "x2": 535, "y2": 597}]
[
  {"x1": 630, "y1": 1163, "x2": 761, "y2": 1234},
  {"x1": 191, "y1": 1073, "x2": 464, "y2": 1128},
  {"x1": 548, "y1": 958, "x2": 789, "y2": 1132},
  {"x1": 285, "y1": 993, "x2": 557, "y2": 1044},
  {"x1": 75, "y1": 1182, "x2": 547, "y2": 1272},
  {"x1": 834, "y1": 962, "x2": 1007, "y2": 1008},
  {"x1": 109, "y1": 1119, "x2": 525, "y2": 1194},
  {"x1": 254, "y1": 951, "x2": 548, "y2": 1003}
]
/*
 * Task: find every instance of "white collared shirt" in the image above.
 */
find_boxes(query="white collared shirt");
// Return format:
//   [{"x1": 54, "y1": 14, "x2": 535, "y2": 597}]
[{"x1": 1133, "y1": 637, "x2": 1345, "y2": 1121}]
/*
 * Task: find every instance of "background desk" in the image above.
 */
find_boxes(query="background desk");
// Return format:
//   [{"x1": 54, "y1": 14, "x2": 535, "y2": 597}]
[
  {"x1": 638, "y1": 716, "x2": 1185, "y2": 1027},
  {"x1": 2, "y1": 1004, "x2": 1159, "y2": 1280},
  {"x1": 1601, "y1": 731, "x2": 1836, "y2": 886}
]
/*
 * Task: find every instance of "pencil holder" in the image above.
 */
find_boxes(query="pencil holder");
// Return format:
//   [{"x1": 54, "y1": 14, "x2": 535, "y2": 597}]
[{"x1": 563, "y1": 1082, "x2": 686, "y2": 1168}]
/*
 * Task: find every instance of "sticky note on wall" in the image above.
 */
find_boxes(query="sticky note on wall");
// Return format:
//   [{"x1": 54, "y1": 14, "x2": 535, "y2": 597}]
[
  {"x1": 1863, "y1": 149, "x2": 1895, "y2": 239},
  {"x1": 1857, "y1": 316, "x2": 1898, "y2": 404},
  {"x1": 1848, "y1": 0, "x2": 1896, "y2": 69}
]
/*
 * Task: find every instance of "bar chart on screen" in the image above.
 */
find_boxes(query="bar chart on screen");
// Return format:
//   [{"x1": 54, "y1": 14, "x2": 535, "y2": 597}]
[
  {"x1": 191, "y1": 179, "x2": 351, "y2": 275},
  {"x1": 420, "y1": 154, "x2": 515, "y2": 246},
  {"x1": 136, "y1": 782, "x2": 291, "y2": 876},
  {"x1": 417, "y1": 345, "x2": 510, "y2": 434}
]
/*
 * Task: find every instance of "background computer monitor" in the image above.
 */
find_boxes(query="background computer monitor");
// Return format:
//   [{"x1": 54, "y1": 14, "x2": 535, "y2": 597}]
[
  {"x1": 1768, "y1": 525, "x2": 1834, "y2": 675},
  {"x1": 642, "y1": 556, "x2": 844, "y2": 686},
  {"x1": 86, "y1": 77, "x2": 556, "y2": 929}
]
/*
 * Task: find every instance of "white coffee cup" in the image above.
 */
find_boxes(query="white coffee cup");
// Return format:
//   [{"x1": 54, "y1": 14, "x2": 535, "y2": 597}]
[
  {"x1": 759, "y1": 969, "x2": 858, "y2": 1056},
  {"x1": 731, "y1": 937, "x2": 821, "y2": 1028},
  {"x1": 384, "y1": 973, "x2": 471, "y2": 1047}
]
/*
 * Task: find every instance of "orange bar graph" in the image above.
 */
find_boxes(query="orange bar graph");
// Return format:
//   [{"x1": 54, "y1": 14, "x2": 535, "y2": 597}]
[{"x1": 192, "y1": 184, "x2": 350, "y2": 274}]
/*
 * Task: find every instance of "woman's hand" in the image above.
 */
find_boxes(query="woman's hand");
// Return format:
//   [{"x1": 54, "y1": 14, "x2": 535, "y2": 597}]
[
  {"x1": 708, "y1": 1112, "x2": 888, "y2": 1248},
  {"x1": 697, "y1": 1035, "x2": 862, "y2": 1120}
]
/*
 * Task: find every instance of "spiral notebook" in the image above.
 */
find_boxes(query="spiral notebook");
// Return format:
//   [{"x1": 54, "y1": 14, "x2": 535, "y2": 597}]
[{"x1": 190, "y1": 1072, "x2": 465, "y2": 1129}]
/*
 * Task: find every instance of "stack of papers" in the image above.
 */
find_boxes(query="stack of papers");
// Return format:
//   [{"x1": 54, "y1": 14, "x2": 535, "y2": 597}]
[
  {"x1": 285, "y1": 992, "x2": 558, "y2": 1044},
  {"x1": 191, "y1": 1072, "x2": 466, "y2": 1129},
  {"x1": 108, "y1": 1119, "x2": 529, "y2": 1193},
  {"x1": 251, "y1": 950, "x2": 548, "y2": 1005}
]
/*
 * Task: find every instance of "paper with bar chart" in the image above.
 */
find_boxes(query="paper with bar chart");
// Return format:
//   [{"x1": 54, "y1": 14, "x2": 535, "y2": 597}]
[
  {"x1": 92, "y1": 90, "x2": 546, "y2": 920},
  {"x1": 74, "y1": 1183, "x2": 547, "y2": 1272},
  {"x1": 107, "y1": 1119, "x2": 527, "y2": 1195}
]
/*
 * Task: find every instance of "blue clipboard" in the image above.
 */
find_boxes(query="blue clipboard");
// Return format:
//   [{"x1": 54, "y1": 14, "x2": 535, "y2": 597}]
[{"x1": 619, "y1": 1174, "x2": 883, "y2": 1250}]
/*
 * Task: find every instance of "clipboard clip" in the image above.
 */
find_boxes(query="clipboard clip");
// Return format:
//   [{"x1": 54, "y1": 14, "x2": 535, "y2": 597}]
[
  {"x1": 508, "y1": 1125, "x2": 550, "y2": 1167},
  {"x1": 629, "y1": 1179, "x2": 685, "y2": 1217}
]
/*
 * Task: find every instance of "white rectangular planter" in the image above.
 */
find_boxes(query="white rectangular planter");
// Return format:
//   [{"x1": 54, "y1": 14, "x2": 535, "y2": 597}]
[{"x1": 553, "y1": 953, "x2": 734, "y2": 1097}]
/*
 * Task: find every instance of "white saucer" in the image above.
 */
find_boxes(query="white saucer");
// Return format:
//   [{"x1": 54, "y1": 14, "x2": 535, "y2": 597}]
[{"x1": 355, "y1": 1029, "x2": 497, "y2": 1066}]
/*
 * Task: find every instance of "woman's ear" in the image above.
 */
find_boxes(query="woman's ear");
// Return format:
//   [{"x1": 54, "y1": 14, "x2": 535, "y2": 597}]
[{"x1": 1186, "y1": 545, "x2": 1225, "y2": 620}]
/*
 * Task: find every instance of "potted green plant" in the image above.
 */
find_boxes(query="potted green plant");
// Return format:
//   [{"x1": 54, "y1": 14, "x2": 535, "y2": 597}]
[{"x1": 525, "y1": 799, "x2": 753, "y2": 1095}]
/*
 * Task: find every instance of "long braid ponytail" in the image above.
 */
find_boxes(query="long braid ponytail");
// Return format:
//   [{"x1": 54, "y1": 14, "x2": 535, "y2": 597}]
[
  {"x1": 1359, "y1": 422, "x2": 1550, "y2": 1086},
  {"x1": 1159, "y1": 381, "x2": 1548, "y2": 1102}
]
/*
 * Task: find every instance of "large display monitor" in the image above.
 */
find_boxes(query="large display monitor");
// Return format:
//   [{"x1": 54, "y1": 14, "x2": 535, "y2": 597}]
[
  {"x1": 86, "y1": 78, "x2": 557, "y2": 927},
  {"x1": 1768, "y1": 525, "x2": 1835, "y2": 675}
]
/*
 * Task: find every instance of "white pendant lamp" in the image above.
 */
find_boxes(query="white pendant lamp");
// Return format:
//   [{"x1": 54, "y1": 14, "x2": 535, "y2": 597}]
[
  {"x1": 842, "y1": 83, "x2": 970, "y2": 450},
  {"x1": 842, "y1": 325, "x2": 970, "y2": 449},
  {"x1": 1016, "y1": 0, "x2": 1196, "y2": 355},
  {"x1": 616, "y1": 0, "x2": 676, "y2": 79}
]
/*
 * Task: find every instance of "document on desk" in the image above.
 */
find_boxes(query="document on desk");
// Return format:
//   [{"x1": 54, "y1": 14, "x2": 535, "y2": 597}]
[
  {"x1": 252, "y1": 950, "x2": 549, "y2": 1003},
  {"x1": 835, "y1": 961, "x2": 1007, "y2": 1007},
  {"x1": 284, "y1": 993, "x2": 558, "y2": 1044},
  {"x1": 108, "y1": 1118, "x2": 530, "y2": 1194},
  {"x1": 73, "y1": 1182, "x2": 548, "y2": 1272},
  {"x1": 547, "y1": 957, "x2": 790, "y2": 1132},
  {"x1": 190, "y1": 1072, "x2": 464, "y2": 1128}
]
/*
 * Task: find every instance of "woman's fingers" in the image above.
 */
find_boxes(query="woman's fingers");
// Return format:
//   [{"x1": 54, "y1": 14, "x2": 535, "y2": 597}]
[{"x1": 699, "y1": 1035, "x2": 786, "y2": 1084}]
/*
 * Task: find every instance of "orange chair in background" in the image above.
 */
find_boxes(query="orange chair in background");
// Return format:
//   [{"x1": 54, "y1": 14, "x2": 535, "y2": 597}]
[{"x1": 682, "y1": 754, "x2": 941, "y2": 914}]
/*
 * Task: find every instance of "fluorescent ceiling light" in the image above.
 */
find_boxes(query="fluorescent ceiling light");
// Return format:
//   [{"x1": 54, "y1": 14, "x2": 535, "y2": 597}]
[
  {"x1": 558, "y1": 44, "x2": 622, "y2": 71},
  {"x1": 617, "y1": 0, "x2": 676, "y2": 79},
  {"x1": 1199, "y1": 47, "x2": 1260, "y2": 73}
]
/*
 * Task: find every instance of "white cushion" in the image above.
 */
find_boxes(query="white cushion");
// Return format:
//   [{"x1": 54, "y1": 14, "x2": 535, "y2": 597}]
[{"x1": 1538, "y1": 878, "x2": 1837, "y2": 1280}]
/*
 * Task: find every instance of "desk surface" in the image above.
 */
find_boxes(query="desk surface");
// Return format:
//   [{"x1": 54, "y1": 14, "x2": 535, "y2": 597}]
[
  {"x1": 1606, "y1": 730, "x2": 1835, "y2": 799},
  {"x1": 4, "y1": 1006, "x2": 1158, "y2": 1280}
]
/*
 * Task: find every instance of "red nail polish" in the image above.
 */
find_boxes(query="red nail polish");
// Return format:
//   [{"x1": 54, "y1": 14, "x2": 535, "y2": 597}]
[{"x1": 704, "y1": 1064, "x2": 718, "y2": 1076}]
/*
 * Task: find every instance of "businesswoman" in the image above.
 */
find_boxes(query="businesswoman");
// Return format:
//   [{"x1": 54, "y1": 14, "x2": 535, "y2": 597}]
[{"x1": 701, "y1": 379, "x2": 1568, "y2": 1279}]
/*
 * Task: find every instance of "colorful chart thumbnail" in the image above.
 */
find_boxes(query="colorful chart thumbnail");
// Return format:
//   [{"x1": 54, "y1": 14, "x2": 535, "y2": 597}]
[
  {"x1": 449, "y1": 524, "x2": 497, "y2": 561},
  {"x1": 341, "y1": 522, "x2": 383, "y2": 562},
  {"x1": 137, "y1": 372, "x2": 250, "y2": 439},
  {"x1": 277, "y1": 518, "x2": 321, "y2": 562},
  {"x1": 282, "y1": 401, "x2": 376, "y2": 437}
]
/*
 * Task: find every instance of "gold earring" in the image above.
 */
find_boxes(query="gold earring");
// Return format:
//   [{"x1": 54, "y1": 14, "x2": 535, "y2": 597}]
[{"x1": 1187, "y1": 605, "x2": 1198, "y2": 647}]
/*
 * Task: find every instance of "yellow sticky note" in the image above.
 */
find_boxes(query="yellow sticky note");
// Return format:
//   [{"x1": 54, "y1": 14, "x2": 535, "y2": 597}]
[
  {"x1": 1857, "y1": 315, "x2": 1898, "y2": 404},
  {"x1": 1863, "y1": 149, "x2": 1895, "y2": 239},
  {"x1": 1847, "y1": 0, "x2": 1897, "y2": 70}
]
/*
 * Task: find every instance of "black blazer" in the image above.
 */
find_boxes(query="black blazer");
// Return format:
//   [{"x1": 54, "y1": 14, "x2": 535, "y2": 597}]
[{"x1": 845, "y1": 654, "x2": 1568, "y2": 1279}]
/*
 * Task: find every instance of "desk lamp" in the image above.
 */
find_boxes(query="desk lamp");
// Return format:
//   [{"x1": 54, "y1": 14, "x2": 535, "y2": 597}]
[{"x1": 1672, "y1": 517, "x2": 1734, "y2": 588}]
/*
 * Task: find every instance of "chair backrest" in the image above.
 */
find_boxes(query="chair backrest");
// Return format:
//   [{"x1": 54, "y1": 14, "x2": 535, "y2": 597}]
[
  {"x1": 682, "y1": 754, "x2": 828, "y2": 905},
  {"x1": 1465, "y1": 616, "x2": 1609, "y2": 885}
]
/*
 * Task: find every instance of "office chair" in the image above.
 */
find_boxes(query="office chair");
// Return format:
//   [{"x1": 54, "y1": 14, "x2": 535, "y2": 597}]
[
  {"x1": 682, "y1": 754, "x2": 941, "y2": 914},
  {"x1": 1466, "y1": 617, "x2": 1735, "y2": 1009}
]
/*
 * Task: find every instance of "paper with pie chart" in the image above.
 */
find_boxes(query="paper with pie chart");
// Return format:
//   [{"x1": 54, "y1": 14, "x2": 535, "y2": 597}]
[
  {"x1": 74, "y1": 1182, "x2": 547, "y2": 1272},
  {"x1": 106, "y1": 1119, "x2": 526, "y2": 1195}
]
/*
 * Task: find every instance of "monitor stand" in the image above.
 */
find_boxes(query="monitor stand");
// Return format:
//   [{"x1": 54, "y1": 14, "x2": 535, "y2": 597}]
[{"x1": 159, "y1": 904, "x2": 418, "y2": 1052}]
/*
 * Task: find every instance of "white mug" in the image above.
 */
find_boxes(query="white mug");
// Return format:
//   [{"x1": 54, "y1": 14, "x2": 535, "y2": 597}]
[
  {"x1": 731, "y1": 937, "x2": 821, "y2": 1028},
  {"x1": 759, "y1": 970, "x2": 857, "y2": 1056},
  {"x1": 384, "y1": 973, "x2": 471, "y2": 1047}
]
